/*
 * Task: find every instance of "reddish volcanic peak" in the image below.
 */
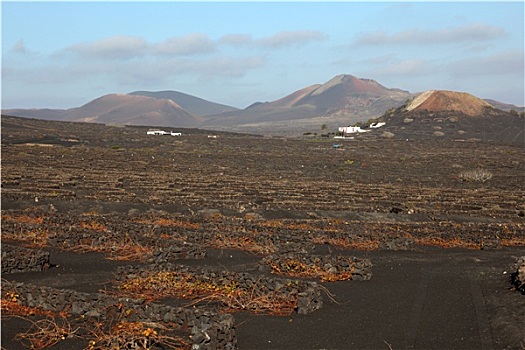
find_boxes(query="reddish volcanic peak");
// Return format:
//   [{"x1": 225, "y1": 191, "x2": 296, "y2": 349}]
[
  {"x1": 271, "y1": 84, "x2": 321, "y2": 108},
  {"x1": 406, "y1": 90, "x2": 492, "y2": 116},
  {"x1": 310, "y1": 74, "x2": 386, "y2": 96}
]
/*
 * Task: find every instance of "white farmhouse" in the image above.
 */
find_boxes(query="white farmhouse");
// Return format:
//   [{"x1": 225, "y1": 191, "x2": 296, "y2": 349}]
[
  {"x1": 147, "y1": 130, "x2": 182, "y2": 136},
  {"x1": 370, "y1": 122, "x2": 386, "y2": 128},
  {"x1": 338, "y1": 126, "x2": 370, "y2": 134}
]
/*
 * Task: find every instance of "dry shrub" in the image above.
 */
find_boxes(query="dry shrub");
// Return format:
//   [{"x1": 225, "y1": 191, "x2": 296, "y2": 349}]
[
  {"x1": 267, "y1": 257, "x2": 354, "y2": 282},
  {"x1": 210, "y1": 234, "x2": 275, "y2": 254},
  {"x1": 1, "y1": 298, "x2": 63, "y2": 319},
  {"x1": 458, "y1": 169, "x2": 493, "y2": 182},
  {"x1": 71, "y1": 234, "x2": 153, "y2": 261},
  {"x1": 14, "y1": 316, "x2": 78, "y2": 350},
  {"x1": 86, "y1": 320, "x2": 190, "y2": 350},
  {"x1": 258, "y1": 220, "x2": 318, "y2": 231},
  {"x1": 414, "y1": 236, "x2": 479, "y2": 249},
  {"x1": 2, "y1": 214, "x2": 44, "y2": 225},
  {"x1": 79, "y1": 221, "x2": 107, "y2": 232},
  {"x1": 311, "y1": 237, "x2": 380, "y2": 251},
  {"x1": 1, "y1": 228, "x2": 51, "y2": 247},
  {"x1": 135, "y1": 218, "x2": 201, "y2": 230},
  {"x1": 118, "y1": 271, "x2": 297, "y2": 315},
  {"x1": 501, "y1": 238, "x2": 525, "y2": 247}
]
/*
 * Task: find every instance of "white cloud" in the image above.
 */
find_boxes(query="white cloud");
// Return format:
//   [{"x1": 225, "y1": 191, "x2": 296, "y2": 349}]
[
  {"x1": 366, "y1": 59, "x2": 431, "y2": 77},
  {"x1": 66, "y1": 35, "x2": 148, "y2": 59},
  {"x1": 257, "y1": 30, "x2": 327, "y2": 48},
  {"x1": 446, "y1": 49, "x2": 524, "y2": 77},
  {"x1": 153, "y1": 33, "x2": 216, "y2": 56},
  {"x1": 355, "y1": 24, "x2": 507, "y2": 46},
  {"x1": 219, "y1": 34, "x2": 254, "y2": 47}
]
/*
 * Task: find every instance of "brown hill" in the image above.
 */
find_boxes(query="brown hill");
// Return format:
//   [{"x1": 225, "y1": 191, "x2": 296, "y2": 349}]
[
  {"x1": 406, "y1": 90, "x2": 492, "y2": 117},
  {"x1": 377, "y1": 90, "x2": 524, "y2": 143},
  {"x1": 62, "y1": 94, "x2": 202, "y2": 127},
  {"x1": 129, "y1": 90, "x2": 239, "y2": 116}
]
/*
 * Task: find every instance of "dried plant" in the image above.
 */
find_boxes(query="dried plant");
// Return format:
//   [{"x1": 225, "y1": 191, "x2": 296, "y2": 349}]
[
  {"x1": 85, "y1": 320, "x2": 190, "y2": 350},
  {"x1": 117, "y1": 271, "x2": 299, "y2": 315},
  {"x1": 14, "y1": 316, "x2": 79, "y2": 350},
  {"x1": 266, "y1": 257, "x2": 355, "y2": 282},
  {"x1": 458, "y1": 169, "x2": 493, "y2": 182},
  {"x1": 71, "y1": 234, "x2": 153, "y2": 261}
]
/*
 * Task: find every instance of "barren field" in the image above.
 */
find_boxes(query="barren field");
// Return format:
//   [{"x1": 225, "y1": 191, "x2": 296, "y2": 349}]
[{"x1": 1, "y1": 115, "x2": 524, "y2": 349}]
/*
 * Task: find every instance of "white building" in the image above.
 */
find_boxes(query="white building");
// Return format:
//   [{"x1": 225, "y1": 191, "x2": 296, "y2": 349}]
[
  {"x1": 338, "y1": 126, "x2": 370, "y2": 134},
  {"x1": 147, "y1": 130, "x2": 181, "y2": 136}
]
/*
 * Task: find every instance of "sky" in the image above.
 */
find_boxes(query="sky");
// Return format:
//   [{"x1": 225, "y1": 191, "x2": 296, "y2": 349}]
[{"x1": 2, "y1": 1, "x2": 524, "y2": 110}]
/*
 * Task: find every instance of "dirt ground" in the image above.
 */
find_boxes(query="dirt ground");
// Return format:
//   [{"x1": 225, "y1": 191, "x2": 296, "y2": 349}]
[{"x1": 1, "y1": 115, "x2": 524, "y2": 349}]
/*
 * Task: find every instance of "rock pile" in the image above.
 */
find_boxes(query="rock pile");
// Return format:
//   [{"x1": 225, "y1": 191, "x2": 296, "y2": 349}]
[
  {"x1": 148, "y1": 243, "x2": 206, "y2": 263},
  {"x1": 511, "y1": 256, "x2": 525, "y2": 294},
  {"x1": 1, "y1": 244, "x2": 51, "y2": 274},
  {"x1": 1, "y1": 280, "x2": 237, "y2": 350},
  {"x1": 379, "y1": 237, "x2": 415, "y2": 251}
]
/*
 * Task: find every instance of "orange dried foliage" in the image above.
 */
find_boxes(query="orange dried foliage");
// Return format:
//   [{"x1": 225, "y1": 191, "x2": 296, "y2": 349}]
[
  {"x1": 80, "y1": 221, "x2": 108, "y2": 232},
  {"x1": 71, "y1": 235, "x2": 153, "y2": 261},
  {"x1": 2, "y1": 214, "x2": 44, "y2": 225},
  {"x1": 258, "y1": 220, "x2": 318, "y2": 231},
  {"x1": 311, "y1": 237, "x2": 380, "y2": 251},
  {"x1": 1, "y1": 298, "x2": 68, "y2": 318},
  {"x1": 414, "y1": 237, "x2": 479, "y2": 249},
  {"x1": 135, "y1": 218, "x2": 201, "y2": 230},
  {"x1": 501, "y1": 238, "x2": 525, "y2": 247},
  {"x1": 15, "y1": 316, "x2": 75, "y2": 350},
  {"x1": 117, "y1": 271, "x2": 297, "y2": 315},
  {"x1": 2, "y1": 228, "x2": 50, "y2": 247},
  {"x1": 211, "y1": 234, "x2": 275, "y2": 254},
  {"x1": 86, "y1": 321, "x2": 190, "y2": 350},
  {"x1": 268, "y1": 259, "x2": 354, "y2": 282}
]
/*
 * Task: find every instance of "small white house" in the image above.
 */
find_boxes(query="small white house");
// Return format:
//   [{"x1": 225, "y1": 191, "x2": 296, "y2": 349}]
[
  {"x1": 147, "y1": 130, "x2": 181, "y2": 136},
  {"x1": 370, "y1": 122, "x2": 386, "y2": 129},
  {"x1": 147, "y1": 130, "x2": 168, "y2": 135},
  {"x1": 338, "y1": 126, "x2": 370, "y2": 134}
]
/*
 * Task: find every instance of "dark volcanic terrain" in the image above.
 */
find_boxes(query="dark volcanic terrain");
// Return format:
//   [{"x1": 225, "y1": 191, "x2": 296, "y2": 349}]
[{"x1": 1, "y1": 115, "x2": 524, "y2": 349}]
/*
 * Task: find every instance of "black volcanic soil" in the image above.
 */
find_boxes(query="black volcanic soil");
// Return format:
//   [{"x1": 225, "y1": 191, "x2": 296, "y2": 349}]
[{"x1": 1, "y1": 115, "x2": 525, "y2": 349}]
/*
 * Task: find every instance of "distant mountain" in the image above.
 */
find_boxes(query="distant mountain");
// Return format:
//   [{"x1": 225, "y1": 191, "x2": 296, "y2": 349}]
[
  {"x1": 62, "y1": 94, "x2": 202, "y2": 127},
  {"x1": 376, "y1": 90, "x2": 524, "y2": 142},
  {"x1": 484, "y1": 99, "x2": 525, "y2": 113},
  {"x1": 3, "y1": 75, "x2": 523, "y2": 136},
  {"x1": 202, "y1": 74, "x2": 412, "y2": 134},
  {"x1": 129, "y1": 90, "x2": 238, "y2": 116},
  {"x1": 1, "y1": 108, "x2": 68, "y2": 121}
]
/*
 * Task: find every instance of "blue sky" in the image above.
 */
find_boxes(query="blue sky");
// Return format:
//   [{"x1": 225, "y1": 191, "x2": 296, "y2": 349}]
[{"x1": 2, "y1": 1, "x2": 524, "y2": 109}]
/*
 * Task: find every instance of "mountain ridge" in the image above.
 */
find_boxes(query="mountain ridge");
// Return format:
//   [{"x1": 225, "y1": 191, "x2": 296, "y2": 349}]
[{"x1": 3, "y1": 74, "x2": 523, "y2": 135}]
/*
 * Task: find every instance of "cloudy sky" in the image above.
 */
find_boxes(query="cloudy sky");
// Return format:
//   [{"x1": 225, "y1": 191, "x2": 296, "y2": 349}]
[{"x1": 2, "y1": 1, "x2": 524, "y2": 109}]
